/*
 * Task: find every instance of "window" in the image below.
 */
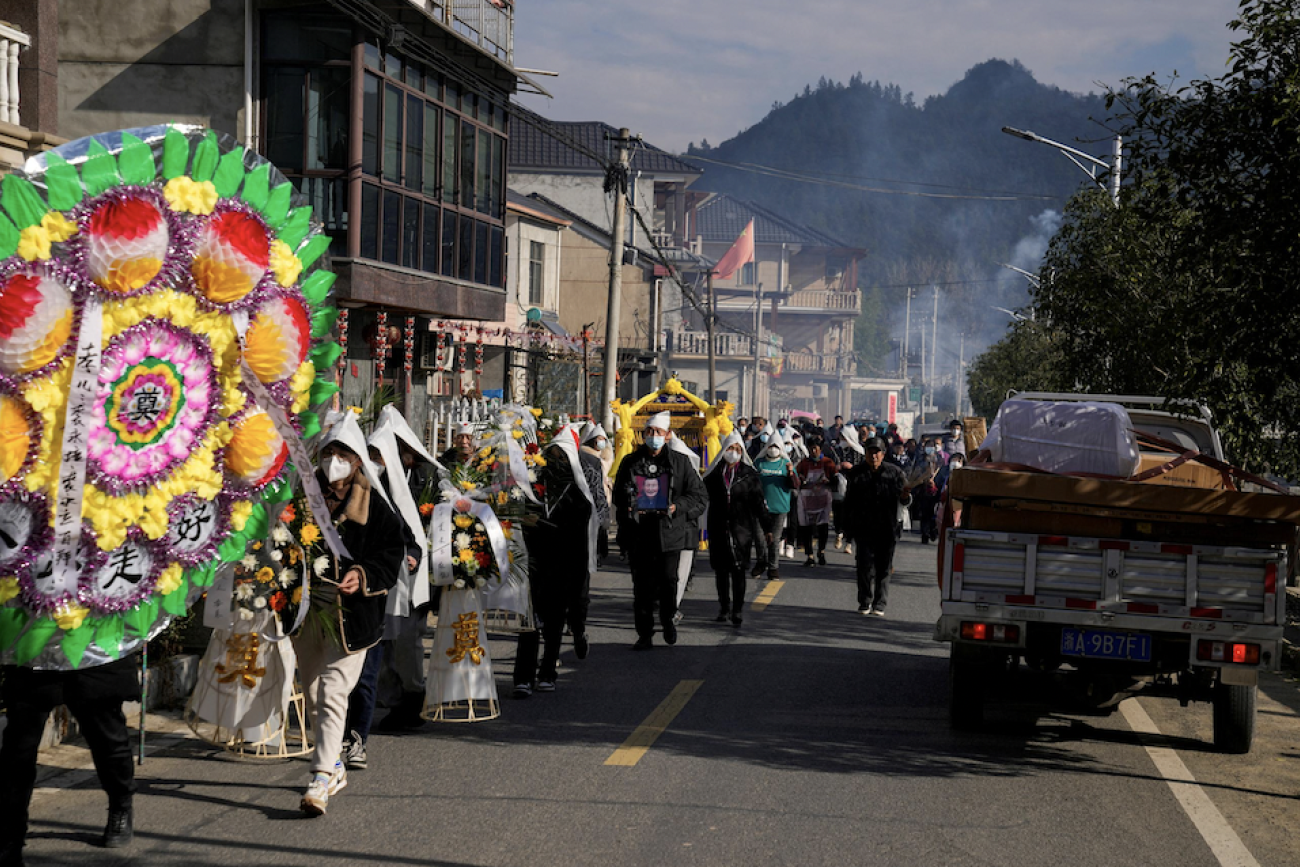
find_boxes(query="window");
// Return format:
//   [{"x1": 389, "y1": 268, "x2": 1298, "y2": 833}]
[
  {"x1": 527, "y1": 240, "x2": 545, "y2": 305},
  {"x1": 267, "y1": 22, "x2": 508, "y2": 284},
  {"x1": 740, "y1": 262, "x2": 756, "y2": 285}
]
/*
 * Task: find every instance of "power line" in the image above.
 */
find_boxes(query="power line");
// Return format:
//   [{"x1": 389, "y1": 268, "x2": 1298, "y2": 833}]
[{"x1": 684, "y1": 154, "x2": 1060, "y2": 202}]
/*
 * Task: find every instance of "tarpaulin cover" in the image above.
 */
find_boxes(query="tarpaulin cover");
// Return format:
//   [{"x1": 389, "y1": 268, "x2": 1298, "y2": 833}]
[{"x1": 981, "y1": 400, "x2": 1140, "y2": 478}]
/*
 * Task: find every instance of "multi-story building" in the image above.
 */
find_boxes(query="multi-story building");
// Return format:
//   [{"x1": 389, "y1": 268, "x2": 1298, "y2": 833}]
[
  {"x1": 691, "y1": 194, "x2": 869, "y2": 420},
  {"x1": 508, "y1": 119, "x2": 712, "y2": 403},
  {"x1": 55, "y1": 0, "x2": 543, "y2": 428},
  {"x1": 0, "y1": 2, "x2": 64, "y2": 174}
]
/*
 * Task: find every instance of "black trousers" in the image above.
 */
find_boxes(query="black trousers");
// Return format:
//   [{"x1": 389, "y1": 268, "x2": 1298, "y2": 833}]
[
  {"x1": 800, "y1": 523, "x2": 829, "y2": 556},
  {"x1": 715, "y1": 569, "x2": 745, "y2": 614},
  {"x1": 514, "y1": 566, "x2": 591, "y2": 685},
  {"x1": 855, "y1": 534, "x2": 897, "y2": 611},
  {"x1": 630, "y1": 549, "x2": 680, "y2": 640},
  {"x1": 0, "y1": 661, "x2": 138, "y2": 853}
]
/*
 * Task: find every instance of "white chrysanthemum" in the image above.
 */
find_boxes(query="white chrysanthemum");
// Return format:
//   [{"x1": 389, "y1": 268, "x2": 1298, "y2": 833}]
[
  {"x1": 278, "y1": 569, "x2": 294, "y2": 587},
  {"x1": 238, "y1": 608, "x2": 254, "y2": 621},
  {"x1": 234, "y1": 583, "x2": 254, "y2": 601},
  {"x1": 453, "y1": 579, "x2": 466, "y2": 589},
  {"x1": 253, "y1": 596, "x2": 267, "y2": 609},
  {"x1": 510, "y1": 488, "x2": 523, "y2": 501},
  {"x1": 527, "y1": 470, "x2": 537, "y2": 482},
  {"x1": 240, "y1": 555, "x2": 257, "y2": 571},
  {"x1": 454, "y1": 532, "x2": 471, "y2": 549},
  {"x1": 271, "y1": 524, "x2": 292, "y2": 545},
  {"x1": 270, "y1": 549, "x2": 283, "y2": 562},
  {"x1": 313, "y1": 556, "x2": 329, "y2": 577},
  {"x1": 473, "y1": 522, "x2": 484, "y2": 532}
]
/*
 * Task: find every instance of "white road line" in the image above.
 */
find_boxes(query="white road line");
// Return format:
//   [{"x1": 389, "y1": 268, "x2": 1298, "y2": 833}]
[{"x1": 1119, "y1": 699, "x2": 1260, "y2": 867}]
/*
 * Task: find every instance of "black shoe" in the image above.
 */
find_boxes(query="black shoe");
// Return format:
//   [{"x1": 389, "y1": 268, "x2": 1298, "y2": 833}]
[
  {"x1": 731, "y1": 613, "x2": 743, "y2": 627},
  {"x1": 663, "y1": 623, "x2": 678, "y2": 645},
  {"x1": 377, "y1": 692, "x2": 426, "y2": 731},
  {"x1": 632, "y1": 638, "x2": 653, "y2": 651},
  {"x1": 817, "y1": 552, "x2": 827, "y2": 565},
  {"x1": 714, "y1": 609, "x2": 728, "y2": 623},
  {"x1": 573, "y1": 633, "x2": 589, "y2": 660},
  {"x1": 767, "y1": 568, "x2": 779, "y2": 580},
  {"x1": 750, "y1": 561, "x2": 766, "y2": 578},
  {"x1": 102, "y1": 805, "x2": 133, "y2": 849},
  {"x1": 802, "y1": 557, "x2": 816, "y2": 567}
]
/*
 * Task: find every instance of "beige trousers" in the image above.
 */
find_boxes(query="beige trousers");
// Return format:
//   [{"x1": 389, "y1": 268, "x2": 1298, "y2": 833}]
[{"x1": 293, "y1": 626, "x2": 369, "y2": 775}]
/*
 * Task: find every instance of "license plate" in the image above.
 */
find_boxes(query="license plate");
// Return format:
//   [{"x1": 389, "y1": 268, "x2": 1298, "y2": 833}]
[{"x1": 1060, "y1": 628, "x2": 1152, "y2": 662}]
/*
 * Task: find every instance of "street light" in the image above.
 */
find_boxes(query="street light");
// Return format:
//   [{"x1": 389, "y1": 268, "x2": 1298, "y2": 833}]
[{"x1": 1002, "y1": 126, "x2": 1121, "y2": 207}]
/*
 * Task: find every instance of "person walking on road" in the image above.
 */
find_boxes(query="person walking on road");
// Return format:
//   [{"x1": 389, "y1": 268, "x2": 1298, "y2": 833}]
[
  {"x1": 795, "y1": 441, "x2": 838, "y2": 567},
  {"x1": 704, "y1": 432, "x2": 773, "y2": 626},
  {"x1": 755, "y1": 432, "x2": 799, "y2": 579},
  {"x1": 843, "y1": 437, "x2": 911, "y2": 617},
  {"x1": 613, "y1": 412, "x2": 708, "y2": 649},
  {"x1": 1, "y1": 654, "x2": 142, "y2": 862}
]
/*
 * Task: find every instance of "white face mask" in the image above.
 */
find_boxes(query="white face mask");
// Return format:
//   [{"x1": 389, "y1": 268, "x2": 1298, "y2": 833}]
[
  {"x1": 594, "y1": 438, "x2": 607, "y2": 451},
  {"x1": 722, "y1": 449, "x2": 741, "y2": 464},
  {"x1": 766, "y1": 446, "x2": 781, "y2": 459},
  {"x1": 645, "y1": 434, "x2": 665, "y2": 451},
  {"x1": 325, "y1": 455, "x2": 354, "y2": 483}
]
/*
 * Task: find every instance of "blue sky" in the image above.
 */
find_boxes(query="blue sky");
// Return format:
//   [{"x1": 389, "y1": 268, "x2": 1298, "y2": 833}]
[{"x1": 513, "y1": 0, "x2": 1243, "y2": 153}]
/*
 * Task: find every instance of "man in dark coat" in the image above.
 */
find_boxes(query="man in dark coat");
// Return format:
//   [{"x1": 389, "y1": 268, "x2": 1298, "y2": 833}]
[
  {"x1": 612, "y1": 412, "x2": 708, "y2": 649},
  {"x1": 514, "y1": 425, "x2": 605, "y2": 695},
  {"x1": 842, "y1": 437, "x2": 911, "y2": 617},
  {"x1": 704, "y1": 432, "x2": 772, "y2": 626},
  {"x1": 1, "y1": 654, "x2": 141, "y2": 862}
]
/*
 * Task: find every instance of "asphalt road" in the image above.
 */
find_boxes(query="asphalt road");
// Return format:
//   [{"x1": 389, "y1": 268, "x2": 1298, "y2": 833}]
[{"x1": 18, "y1": 533, "x2": 1300, "y2": 866}]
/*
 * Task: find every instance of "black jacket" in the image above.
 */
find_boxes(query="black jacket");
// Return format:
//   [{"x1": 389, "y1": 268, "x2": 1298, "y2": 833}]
[
  {"x1": 525, "y1": 447, "x2": 594, "y2": 572},
  {"x1": 842, "y1": 461, "x2": 910, "y2": 543},
  {"x1": 613, "y1": 445, "x2": 708, "y2": 555},
  {"x1": 704, "y1": 462, "x2": 772, "y2": 573},
  {"x1": 317, "y1": 474, "x2": 405, "y2": 653}
]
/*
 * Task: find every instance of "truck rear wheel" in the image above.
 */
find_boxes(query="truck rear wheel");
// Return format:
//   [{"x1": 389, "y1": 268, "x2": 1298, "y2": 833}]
[
  {"x1": 1211, "y1": 683, "x2": 1256, "y2": 754},
  {"x1": 949, "y1": 649, "x2": 985, "y2": 730}
]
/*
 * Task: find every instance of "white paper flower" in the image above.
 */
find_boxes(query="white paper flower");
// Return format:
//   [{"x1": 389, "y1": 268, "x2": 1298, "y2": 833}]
[
  {"x1": 270, "y1": 548, "x2": 283, "y2": 562},
  {"x1": 454, "y1": 532, "x2": 471, "y2": 549},
  {"x1": 473, "y1": 522, "x2": 484, "y2": 532},
  {"x1": 253, "y1": 596, "x2": 267, "y2": 609},
  {"x1": 313, "y1": 556, "x2": 329, "y2": 577},
  {"x1": 510, "y1": 488, "x2": 523, "y2": 501},
  {"x1": 238, "y1": 608, "x2": 254, "y2": 621},
  {"x1": 453, "y1": 578, "x2": 466, "y2": 589},
  {"x1": 278, "y1": 569, "x2": 294, "y2": 587},
  {"x1": 527, "y1": 470, "x2": 537, "y2": 482},
  {"x1": 234, "y1": 583, "x2": 254, "y2": 601},
  {"x1": 240, "y1": 555, "x2": 257, "y2": 571},
  {"x1": 271, "y1": 524, "x2": 292, "y2": 545}
]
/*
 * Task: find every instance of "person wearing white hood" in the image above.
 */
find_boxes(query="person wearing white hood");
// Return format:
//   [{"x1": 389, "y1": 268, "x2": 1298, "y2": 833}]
[
  {"x1": 755, "y1": 427, "x2": 800, "y2": 579},
  {"x1": 513, "y1": 424, "x2": 605, "y2": 694},
  {"x1": 295, "y1": 411, "x2": 405, "y2": 817},
  {"x1": 440, "y1": 421, "x2": 476, "y2": 467},
  {"x1": 612, "y1": 411, "x2": 708, "y2": 649},
  {"x1": 580, "y1": 422, "x2": 614, "y2": 564},
  {"x1": 703, "y1": 432, "x2": 773, "y2": 625}
]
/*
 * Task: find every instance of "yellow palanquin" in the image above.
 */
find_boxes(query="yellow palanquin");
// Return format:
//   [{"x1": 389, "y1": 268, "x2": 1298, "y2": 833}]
[{"x1": 610, "y1": 377, "x2": 733, "y2": 477}]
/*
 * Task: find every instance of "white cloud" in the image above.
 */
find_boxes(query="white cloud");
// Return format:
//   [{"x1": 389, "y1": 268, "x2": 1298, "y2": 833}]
[{"x1": 513, "y1": 0, "x2": 1241, "y2": 152}]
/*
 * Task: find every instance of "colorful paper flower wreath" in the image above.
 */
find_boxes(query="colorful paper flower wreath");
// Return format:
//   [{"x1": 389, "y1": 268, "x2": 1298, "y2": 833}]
[{"x1": 0, "y1": 125, "x2": 343, "y2": 669}]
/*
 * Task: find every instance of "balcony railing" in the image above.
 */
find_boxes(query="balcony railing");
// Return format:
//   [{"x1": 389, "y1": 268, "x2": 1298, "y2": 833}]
[
  {"x1": 0, "y1": 22, "x2": 30, "y2": 126},
  {"x1": 785, "y1": 353, "x2": 852, "y2": 375},
  {"x1": 669, "y1": 330, "x2": 783, "y2": 358},
  {"x1": 428, "y1": 0, "x2": 513, "y2": 64},
  {"x1": 782, "y1": 289, "x2": 860, "y2": 314}
]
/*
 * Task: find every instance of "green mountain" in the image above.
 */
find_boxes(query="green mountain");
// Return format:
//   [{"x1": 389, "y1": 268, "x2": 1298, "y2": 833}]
[{"x1": 685, "y1": 59, "x2": 1113, "y2": 284}]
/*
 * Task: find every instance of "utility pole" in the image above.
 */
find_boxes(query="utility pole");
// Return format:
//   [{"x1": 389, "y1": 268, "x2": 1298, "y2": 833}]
[
  {"x1": 930, "y1": 285, "x2": 939, "y2": 415},
  {"x1": 919, "y1": 314, "x2": 927, "y2": 424},
  {"x1": 601, "y1": 128, "x2": 636, "y2": 429},
  {"x1": 706, "y1": 272, "x2": 717, "y2": 403},
  {"x1": 955, "y1": 333, "x2": 965, "y2": 419},
  {"x1": 903, "y1": 287, "x2": 911, "y2": 380},
  {"x1": 751, "y1": 282, "x2": 763, "y2": 418}
]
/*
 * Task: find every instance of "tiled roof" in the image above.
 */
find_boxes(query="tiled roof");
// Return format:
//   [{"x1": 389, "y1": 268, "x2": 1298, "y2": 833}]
[
  {"x1": 509, "y1": 120, "x2": 702, "y2": 176},
  {"x1": 695, "y1": 194, "x2": 854, "y2": 248}
]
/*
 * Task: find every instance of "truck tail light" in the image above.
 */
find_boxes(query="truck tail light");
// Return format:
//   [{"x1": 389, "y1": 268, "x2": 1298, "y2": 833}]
[
  {"x1": 960, "y1": 622, "x2": 1020, "y2": 643},
  {"x1": 1196, "y1": 640, "x2": 1260, "y2": 665},
  {"x1": 1264, "y1": 562, "x2": 1277, "y2": 595},
  {"x1": 952, "y1": 543, "x2": 965, "y2": 573}
]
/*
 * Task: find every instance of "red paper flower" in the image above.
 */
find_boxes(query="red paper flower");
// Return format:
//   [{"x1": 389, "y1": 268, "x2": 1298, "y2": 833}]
[
  {"x1": 208, "y1": 211, "x2": 270, "y2": 268},
  {"x1": 0, "y1": 274, "x2": 41, "y2": 340},
  {"x1": 87, "y1": 196, "x2": 163, "y2": 241}
]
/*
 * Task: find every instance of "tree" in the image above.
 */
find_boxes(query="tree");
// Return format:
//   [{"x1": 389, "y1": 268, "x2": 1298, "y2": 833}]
[
  {"x1": 965, "y1": 318, "x2": 1068, "y2": 420},
  {"x1": 1034, "y1": 0, "x2": 1300, "y2": 476}
]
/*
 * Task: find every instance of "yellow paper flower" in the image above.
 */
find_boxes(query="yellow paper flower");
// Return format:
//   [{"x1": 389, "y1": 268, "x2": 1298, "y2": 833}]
[
  {"x1": 230, "y1": 499, "x2": 254, "y2": 532},
  {"x1": 457, "y1": 480, "x2": 477, "y2": 491},
  {"x1": 52, "y1": 602, "x2": 90, "y2": 631},
  {"x1": 256, "y1": 566, "x2": 276, "y2": 584},
  {"x1": 529, "y1": 408, "x2": 543, "y2": 418},
  {"x1": 17, "y1": 225, "x2": 53, "y2": 262},
  {"x1": 300, "y1": 523, "x2": 321, "y2": 547},
  {"x1": 0, "y1": 576, "x2": 19, "y2": 604},
  {"x1": 512, "y1": 429, "x2": 525, "y2": 439},
  {"x1": 269, "y1": 239, "x2": 302, "y2": 287},
  {"x1": 155, "y1": 563, "x2": 184, "y2": 595},
  {"x1": 453, "y1": 514, "x2": 474, "y2": 529},
  {"x1": 163, "y1": 176, "x2": 218, "y2": 215}
]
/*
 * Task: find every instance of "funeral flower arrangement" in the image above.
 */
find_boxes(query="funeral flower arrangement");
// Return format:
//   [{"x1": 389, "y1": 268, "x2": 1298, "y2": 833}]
[{"x1": 0, "y1": 125, "x2": 340, "y2": 668}]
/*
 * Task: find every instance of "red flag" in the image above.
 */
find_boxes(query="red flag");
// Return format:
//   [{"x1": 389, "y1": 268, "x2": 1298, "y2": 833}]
[{"x1": 712, "y1": 219, "x2": 754, "y2": 280}]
